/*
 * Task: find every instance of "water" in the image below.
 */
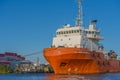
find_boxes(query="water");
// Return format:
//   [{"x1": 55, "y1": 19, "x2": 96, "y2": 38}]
[{"x1": 0, "y1": 73, "x2": 120, "y2": 80}]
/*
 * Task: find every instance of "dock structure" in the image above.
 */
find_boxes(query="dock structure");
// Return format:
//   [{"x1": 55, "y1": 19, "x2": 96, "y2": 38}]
[
  {"x1": 12, "y1": 62, "x2": 54, "y2": 73},
  {"x1": 0, "y1": 52, "x2": 54, "y2": 73}
]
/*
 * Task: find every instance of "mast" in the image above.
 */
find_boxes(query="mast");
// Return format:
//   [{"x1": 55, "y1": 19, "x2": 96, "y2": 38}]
[{"x1": 76, "y1": 0, "x2": 83, "y2": 27}]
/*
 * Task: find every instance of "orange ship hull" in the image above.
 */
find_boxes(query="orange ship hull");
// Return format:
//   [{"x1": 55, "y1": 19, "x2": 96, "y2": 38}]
[{"x1": 43, "y1": 48, "x2": 120, "y2": 74}]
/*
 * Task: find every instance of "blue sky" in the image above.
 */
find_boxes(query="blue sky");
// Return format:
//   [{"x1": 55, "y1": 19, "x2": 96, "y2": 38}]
[{"x1": 0, "y1": 0, "x2": 120, "y2": 63}]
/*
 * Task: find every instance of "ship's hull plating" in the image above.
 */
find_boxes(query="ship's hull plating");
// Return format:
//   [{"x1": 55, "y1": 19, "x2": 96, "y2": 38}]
[{"x1": 43, "y1": 48, "x2": 120, "y2": 74}]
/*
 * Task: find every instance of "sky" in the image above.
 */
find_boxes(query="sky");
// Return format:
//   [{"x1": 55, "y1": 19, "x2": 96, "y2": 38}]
[{"x1": 0, "y1": 0, "x2": 120, "y2": 63}]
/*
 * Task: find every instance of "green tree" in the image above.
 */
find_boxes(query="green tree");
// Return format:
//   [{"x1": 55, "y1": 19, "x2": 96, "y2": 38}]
[{"x1": 0, "y1": 64, "x2": 11, "y2": 74}]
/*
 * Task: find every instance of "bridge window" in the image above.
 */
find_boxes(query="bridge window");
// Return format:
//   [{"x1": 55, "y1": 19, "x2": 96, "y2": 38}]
[
  {"x1": 69, "y1": 31, "x2": 71, "y2": 33},
  {"x1": 80, "y1": 30, "x2": 82, "y2": 32},
  {"x1": 71, "y1": 30, "x2": 74, "y2": 33},
  {"x1": 58, "y1": 30, "x2": 81, "y2": 34},
  {"x1": 59, "y1": 31, "x2": 62, "y2": 34},
  {"x1": 92, "y1": 31, "x2": 94, "y2": 34},
  {"x1": 85, "y1": 31, "x2": 88, "y2": 34},
  {"x1": 77, "y1": 30, "x2": 79, "y2": 33},
  {"x1": 96, "y1": 32, "x2": 100, "y2": 35},
  {"x1": 89, "y1": 31, "x2": 91, "y2": 34},
  {"x1": 57, "y1": 32, "x2": 59, "y2": 35}
]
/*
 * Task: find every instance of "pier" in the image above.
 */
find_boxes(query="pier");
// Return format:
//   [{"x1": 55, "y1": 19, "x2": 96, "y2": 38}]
[
  {"x1": 13, "y1": 63, "x2": 54, "y2": 73},
  {"x1": 0, "y1": 52, "x2": 54, "y2": 74}
]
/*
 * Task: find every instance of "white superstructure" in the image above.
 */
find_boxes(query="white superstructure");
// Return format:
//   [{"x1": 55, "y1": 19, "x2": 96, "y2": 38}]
[{"x1": 52, "y1": 0, "x2": 104, "y2": 51}]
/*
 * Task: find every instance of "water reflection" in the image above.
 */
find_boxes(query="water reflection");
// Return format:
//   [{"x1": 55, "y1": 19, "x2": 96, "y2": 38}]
[
  {"x1": 45, "y1": 74, "x2": 104, "y2": 80},
  {"x1": 0, "y1": 73, "x2": 120, "y2": 80}
]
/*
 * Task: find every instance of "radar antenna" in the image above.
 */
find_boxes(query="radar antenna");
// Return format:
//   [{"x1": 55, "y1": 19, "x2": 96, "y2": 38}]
[{"x1": 76, "y1": 0, "x2": 83, "y2": 27}]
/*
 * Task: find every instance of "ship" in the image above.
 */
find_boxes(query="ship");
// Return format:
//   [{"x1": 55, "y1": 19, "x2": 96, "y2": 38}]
[{"x1": 43, "y1": 0, "x2": 120, "y2": 74}]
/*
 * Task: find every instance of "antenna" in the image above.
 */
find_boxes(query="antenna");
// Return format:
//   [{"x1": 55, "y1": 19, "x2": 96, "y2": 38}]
[{"x1": 76, "y1": 0, "x2": 83, "y2": 27}]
